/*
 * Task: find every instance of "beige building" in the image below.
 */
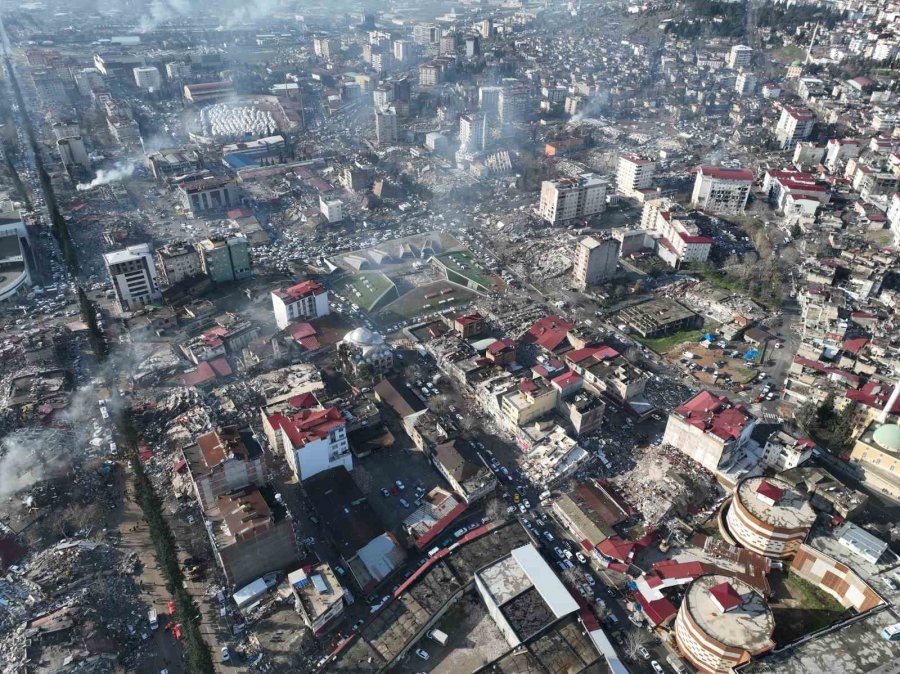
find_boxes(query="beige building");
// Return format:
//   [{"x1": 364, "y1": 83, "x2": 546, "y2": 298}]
[
  {"x1": 849, "y1": 422, "x2": 900, "y2": 500},
  {"x1": 675, "y1": 575, "x2": 775, "y2": 674},
  {"x1": 724, "y1": 477, "x2": 816, "y2": 559},
  {"x1": 539, "y1": 173, "x2": 607, "y2": 224},
  {"x1": 662, "y1": 391, "x2": 756, "y2": 474},
  {"x1": 572, "y1": 236, "x2": 619, "y2": 289},
  {"x1": 616, "y1": 154, "x2": 656, "y2": 197},
  {"x1": 691, "y1": 166, "x2": 753, "y2": 214}
]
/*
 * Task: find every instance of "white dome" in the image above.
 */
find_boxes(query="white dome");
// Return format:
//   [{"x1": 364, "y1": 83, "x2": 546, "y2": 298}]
[{"x1": 344, "y1": 327, "x2": 384, "y2": 347}]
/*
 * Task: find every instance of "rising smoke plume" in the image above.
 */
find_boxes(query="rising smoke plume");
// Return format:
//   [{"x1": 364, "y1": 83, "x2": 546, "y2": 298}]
[
  {"x1": 0, "y1": 429, "x2": 74, "y2": 500},
  {"x1": 76, "y1": 161, "x2": 136, "y2": 191},
  {"x1": 137, "y1": 0, "x2": 282, "y2": 33}
]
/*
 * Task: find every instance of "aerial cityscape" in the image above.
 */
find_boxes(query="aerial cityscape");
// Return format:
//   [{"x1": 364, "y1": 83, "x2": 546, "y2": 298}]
[{"x1": 0, "y1": 0, "x2": 899, "y2": 673}]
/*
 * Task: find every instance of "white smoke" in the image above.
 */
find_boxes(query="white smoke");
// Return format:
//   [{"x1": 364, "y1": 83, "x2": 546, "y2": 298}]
[
  {"x1": 138, "y1": 0, "x2": 193, "y2": 33},
  {"x1": 138, "y1": 0, "x2": 280, "y2": 32},
  {"x1": 76, "y1": 161, "x2": 136, "y2": 191},
  {"x1": 0, "y1": 429, "x2": 74, "y2": 500}
]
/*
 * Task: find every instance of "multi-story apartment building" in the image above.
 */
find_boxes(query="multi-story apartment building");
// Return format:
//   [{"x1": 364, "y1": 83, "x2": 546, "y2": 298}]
[
  {"x1": 183, "y1": 428, "x2": 265, "y2": 510},
  {"x1": 205, "y1": 487, "x2": 299, "y2": 588},
  {"x1": 177, "y1": 176, "x2": 239, "y2": 214},
  {"x1": 375, "y1": 106, "x2": 398, "y2": 146},
  {"x1": 271, "y1": 280, "x2": 330, "y2": 330},
  {"x1": 690, "y1": 166, "x2": 753, "y2": 214},
  {"x1": 459, "y1": 113, "x2": 486, "y2": 152},
  {"x1": 616, "y1": 154, "x2": 656, "y2": 197},
  {"x1": 727, "y1": 44, "x2": 754, "y2": 68},
  {"x1": 572, "y1": 236, "x2": 619, "y2": 289},
  {"x1": 103, "y1": 244, "x2": 161, "y2": 312},
  {"x1": 662, "y1": 390, "x2": 756, "y2": 474},
  {"x1": 156, "y1": 242, "x2": 201, "y2": 286},
  {"x1": 775, "y1": 105, "x2": 816, "y2": 149},
  {"x1": 263, "y1": 406, "x2": 350, "y2": 482},
  {"x1": 197, "y1": 235, "x2": 251, "y2": 283},
  {"x1": 539, "y1": 173, "x2": 607, "y2": 224}
]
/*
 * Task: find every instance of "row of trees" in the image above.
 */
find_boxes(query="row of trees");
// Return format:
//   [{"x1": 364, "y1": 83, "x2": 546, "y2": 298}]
[
  {"x1": 3, "y1": 57, "x2": 108, "y2": 358},
  {"x1": 120, "y1": 412, "x2": 216, "y2": 674}
]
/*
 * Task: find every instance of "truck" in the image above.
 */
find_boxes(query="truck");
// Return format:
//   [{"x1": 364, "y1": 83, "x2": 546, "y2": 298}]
[
  {"x1": 427, "y1": 628, "x2": 448, "y2": 646},
  {"x1": 148, "y1": 609, "x2": 159, "y2": 630}
]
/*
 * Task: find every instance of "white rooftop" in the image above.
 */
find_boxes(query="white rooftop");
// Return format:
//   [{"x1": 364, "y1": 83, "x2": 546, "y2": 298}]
[{"x1": 510, "y1": 544, "x2": 579, "y2": 618}]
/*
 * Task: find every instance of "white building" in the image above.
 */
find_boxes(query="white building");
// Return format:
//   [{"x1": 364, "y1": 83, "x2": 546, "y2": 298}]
[
  {"x1": 539, "y1": 173, "x2": 607, "y2": 224},
  {"x1": 775, "y1": 105, "x2": 816, "y2": 149},
  {"x1": 320, "y1": 197, "x2": 343, "y2": 223},
  {"x1": 459, "y1": 112, "x2": 486, "y2": 152},
  {"x1": 662, "y1": 391, "x2": 756, "y2": 474},
  {"x1": 271, "y1": 281, "x2": 329, "y2": 330},
  {"x1": 103, "y1": 244, "x2": 161, "y2": 312},
  {"x1": 264, "y1": 406, "x2": 350, "y2": 482},
  {"x1": 0, "y1": 212, "x2": 35, "y2": 303},
  {"x1": 375, "y1": 106, "x2": 398, "y2": 147},
  {"x1": 727, "y1": 45, "x2": 754, "y2": 69},
  {"x1": 735, "y1": 71, "x2": 757, "y2": 96},
  {"x1": 691, "y1": 166, "x2": 754, "y2": 214},
  {"x1": 133, "y1": 66, "x2": 161, "y2": 91},
  {"x1": 616, "y1": 154, "x2": 656, "y2": 198},
  {"x1": 340, "y1": 327, "x2": 393, "y2": 374},
  {"x1": 888, "y1": 193, "x2": 900, "y2": 245},
  {"x1": 573, "y1": 236, "x2": 619, "y2": 289},
  {"x1": 825, "y1": 138, "x2": 860, "y2": 172}
]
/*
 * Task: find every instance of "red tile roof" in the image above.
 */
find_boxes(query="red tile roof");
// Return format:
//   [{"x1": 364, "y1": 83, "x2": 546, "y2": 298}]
[
  {"x1": 488, "y1": 338, "x2": 515, "y2": 354},
  {"x1": 709, "y1": 581, "x2": 743, "y2": 612},
  {"x1": 274, "y1": 280, "x2": 325, "y2": 301},
  {"x1": 455, "y1": 312, "x2": 484, "y2": 326},
  {"x1": 551, "y1": 371, "x2": 583, "y2": 390},
  {"x1": 698, "y1": 166, "x2": 755, "y2": 181},
  {"x1": 182, "y1": 361, "x2": 217, "y2": 387},
  {"x1": 597, "y1": 536, "x2": 635, "y2": 562},
  {"x1": 635, "y1": 591, "x2": 677, "y2": 626},
  {"x1": 756, "y1": 480, "x2": 784, "y2": 503},
  {"x1": 268, "y1": 407, "x2": 344, "y2": 448},
  {"x1": 675, "y1": 391, "x2": 753, "y2": 442},
  {"x1": 566, "y1": 345, "x2": 620, "y2": 364},
  {"x1": 845, "y1": 382, "x2": 900, "y2": 415},
  {"x1": 522, "y1": 315, "x2": 575, "y2": 351}
]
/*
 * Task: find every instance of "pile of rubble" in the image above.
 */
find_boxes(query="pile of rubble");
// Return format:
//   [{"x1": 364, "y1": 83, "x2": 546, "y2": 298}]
[{"x1": 611, "y1": 443, "x2": 718, "y2": 526}]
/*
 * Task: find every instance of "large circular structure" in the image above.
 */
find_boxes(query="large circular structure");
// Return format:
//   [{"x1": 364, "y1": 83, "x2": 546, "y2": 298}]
[
  {"x1": 725, "y1": 476, "x2": 815, "y2": 559},
  {"x1": 675, "y1": 574, "x2": 775, "y2": 674},
  {"x1": 872, "y1": 423, "x2": 900, "y2": 453}
]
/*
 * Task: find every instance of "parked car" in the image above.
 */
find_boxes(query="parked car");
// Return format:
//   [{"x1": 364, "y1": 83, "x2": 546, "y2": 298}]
[
  {"x1": 381, "y1": 488, "x2": 390, "y2": 497},
  {"x1": 651, "y1": 661, "x2": 665, "y2": 674},
  {"x1": 415, "y1": 648, "x2": 429, "y2": 661},
  {"x1": 638, "y1": 646, "x2": 651, "y2": 660},
  {"x1": 395, "y1": 480, "x2": 405, "y2": 490},
  {"x1": 399, "y1": 498, "x2": 410, "y2": 508},
  {"x1": 220, "y1": 646, "x2": 230, "y2": 661}
]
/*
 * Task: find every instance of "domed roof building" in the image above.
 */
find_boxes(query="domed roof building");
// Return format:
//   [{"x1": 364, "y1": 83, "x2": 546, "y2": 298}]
[{"x1": 339, "y1": 326, "x2": 393, "y2": 374}]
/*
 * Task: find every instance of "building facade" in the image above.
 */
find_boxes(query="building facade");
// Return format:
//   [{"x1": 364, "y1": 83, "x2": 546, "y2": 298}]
[
  {"x1": 573, "y1": 236, "x2": 619, "y2": 289},
  {"x1": 616, "y1": 154, "x2": 656, "y2": 197},
  {"x1": 539, "y1": 173, "x2": 607, "y2": 224},
  {"x1": 198, "y1": 236, "x2": 251, "y2": 283},
  {"x1": 271, "y1": 281, "x2": 330, "y2": 330},
  {"x1": 725, "y1": 477, "x2": 816, "y2": 559},
  {"x1": 103, "y1": 244, "x2": 161, "y2": 312},
  {"x1": 691, "y1": 166, "x2": 753, "y2": 214}
]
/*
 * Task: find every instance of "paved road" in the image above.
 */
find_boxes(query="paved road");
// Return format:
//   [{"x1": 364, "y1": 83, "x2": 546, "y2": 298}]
[{"x1": 118, "y1": 480, "x2": 187, "y2": 674}]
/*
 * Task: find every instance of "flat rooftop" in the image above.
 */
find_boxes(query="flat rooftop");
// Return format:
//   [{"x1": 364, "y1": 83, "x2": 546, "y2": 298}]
[
  {"x1": 683, "y1": 575, "x2": 775, "y2": 653},
  {"x1": 736, "y1": 477, "x2": 816, "y2": 530},
  {"x1": 737, "y1": 607, "x2": 900, "y2": 674}
]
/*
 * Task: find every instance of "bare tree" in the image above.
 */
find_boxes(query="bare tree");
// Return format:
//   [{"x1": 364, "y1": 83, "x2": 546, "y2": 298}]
[{"x1": 622, "y1": 630, "x2": 650, "y2": 660}]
